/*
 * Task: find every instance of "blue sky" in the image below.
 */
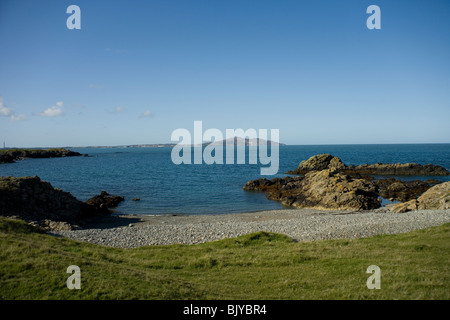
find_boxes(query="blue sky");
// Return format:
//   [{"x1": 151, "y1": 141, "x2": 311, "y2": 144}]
[{"x1": 0, "y1": 0, "x2": 449, "y2": 147}]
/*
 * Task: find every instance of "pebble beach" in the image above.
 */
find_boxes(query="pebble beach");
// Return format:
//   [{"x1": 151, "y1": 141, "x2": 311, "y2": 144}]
[{"x1": 51, "y1": 206, "x2": 450, "y2": 248}]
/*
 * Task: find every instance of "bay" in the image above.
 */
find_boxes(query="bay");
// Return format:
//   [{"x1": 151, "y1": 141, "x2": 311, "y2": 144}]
[{"x1": 0, "y1": 144, "x2": 449, "y2": 215}]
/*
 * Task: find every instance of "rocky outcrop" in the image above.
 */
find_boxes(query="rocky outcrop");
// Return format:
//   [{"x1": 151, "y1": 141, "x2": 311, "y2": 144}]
[
  {"x1": 0, "y1": 148, "x2": 84, "y2": 164},
  {"x1": 85, "y1": 191, "x2": 125, "y2": 215},
  {"x1": 286, "y1": 154, "x2": 449, "y2": 176},
  {"x1": 417, "y1": 181, "x2": 450, "y2": 210},
  {"x1": 0, "y1": 176, "x2": 123, "y2": 230},
  {"x1": 244, "y1": 169, "x2": 380, "y2": 211},
  {"x1": 390, "y1": 181, "x2": 450, "y2": 213},
  {"x1": 0, "y1": 176, "x2": 87, "y2": 228},
  {"x1": 376, "y1": 178, "x2": 442, "y2": 202},
  {"x1": 286, "y1": 154, "x2": 345, "y2": 174}
]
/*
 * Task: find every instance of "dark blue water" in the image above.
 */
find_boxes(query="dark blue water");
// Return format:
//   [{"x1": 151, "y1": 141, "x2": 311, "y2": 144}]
[{"x1": 1, "y1": 144, "x2": 449, "y2": 215}]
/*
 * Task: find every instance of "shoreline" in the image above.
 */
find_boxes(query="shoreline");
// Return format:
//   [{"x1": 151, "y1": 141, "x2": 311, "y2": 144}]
[{"x1": 52, "y1": 207, "x2": 450, "y2": 248}]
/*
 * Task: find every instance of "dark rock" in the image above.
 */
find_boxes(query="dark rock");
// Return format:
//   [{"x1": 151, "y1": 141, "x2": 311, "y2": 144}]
[
  {"x1": 0, "y1": 148, "x2": 84, "y2": 164},
  {"x1": 0, "y1": 176, "x2": 87, "y2": 229},
  {"x1": 85, "y1": 191, "x2": 124, "y2": 215},
  {"x1": 376, "y1": 178, "x2": 442, "y2": 202},
  {"x1": 0, "y1": 176, "x2": 124, "y2": 230}
]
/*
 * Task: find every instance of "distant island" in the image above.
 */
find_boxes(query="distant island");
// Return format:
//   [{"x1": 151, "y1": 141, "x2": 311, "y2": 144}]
[
  {"x1": 200, "y1": 137, "x2": 285, "y2": 147},
  {"x1": 69, "y1": 137, "x2": 285, "y2": 148},
  {"x1": 79, "y1": 144, "x2": 177, "y2": 149}
]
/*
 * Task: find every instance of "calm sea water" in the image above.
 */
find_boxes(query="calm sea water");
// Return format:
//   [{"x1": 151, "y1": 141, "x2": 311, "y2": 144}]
[{"x1": 1, "y1": 144, "x2": 449, "y2": 215}]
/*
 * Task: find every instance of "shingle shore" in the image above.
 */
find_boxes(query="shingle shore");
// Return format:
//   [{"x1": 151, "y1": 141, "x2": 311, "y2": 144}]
[{"x1": 51, "y1": 207, "x2": 450, "y2": 248}]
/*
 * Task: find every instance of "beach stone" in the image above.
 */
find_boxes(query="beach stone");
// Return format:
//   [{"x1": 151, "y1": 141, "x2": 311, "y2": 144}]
[{"x1": 390, "y1": 200, "x2": 419, "y2": 213}]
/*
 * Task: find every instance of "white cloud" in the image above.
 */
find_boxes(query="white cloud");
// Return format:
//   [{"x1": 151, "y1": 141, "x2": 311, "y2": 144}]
[
  {"x1": 41, "y1": 102, "x2": 64, "y2": 117},
  {"x1": 0, "y1": 96, "x2": 26, "y2": 121},
  {"x1": 0, "y1": 96, "x2": 13, "y2": 116},
  {"x1": 139, "y1": 110, "x2": 153, "y2": 118}
]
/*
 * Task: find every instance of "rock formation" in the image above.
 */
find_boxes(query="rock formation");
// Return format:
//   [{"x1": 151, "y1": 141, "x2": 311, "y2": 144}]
[
  {"x1": 286, "y1": 154, "x2": 449, "y2": 176},
  {"x1": 85, "y1": 191, "x2": 125, "y2": 215},
  {"x1": 244, "y1": 169, "x2": 380, "y2": 211},
  {"x1": 0, "y1": 176, "x2": 123, "y2": 230},
  {"x1": 390, "y1": 181, "x2": 450, "y2": 213},
  {"x1": 376, "y1": 178, "x2": 442, "y2": 202},
  {"x1": 247, "y1": 153, "x2": 449, "y2": 211}
]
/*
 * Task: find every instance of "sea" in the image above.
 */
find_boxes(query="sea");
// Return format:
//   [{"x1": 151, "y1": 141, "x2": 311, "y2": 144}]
[{"x1": 1, "y1": 144, "x2": 449, "y2": 216}]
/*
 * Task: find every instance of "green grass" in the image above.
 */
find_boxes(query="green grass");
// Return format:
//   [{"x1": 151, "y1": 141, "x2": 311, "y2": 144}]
[{"x1": 0, "y1": 216, "x2": 448, "y2": 300}]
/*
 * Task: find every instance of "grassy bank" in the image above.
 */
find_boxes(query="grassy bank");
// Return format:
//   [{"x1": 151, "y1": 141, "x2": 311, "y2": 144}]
[{"x1": 0, "y1": 217, "x2": 448, "y2": 300}]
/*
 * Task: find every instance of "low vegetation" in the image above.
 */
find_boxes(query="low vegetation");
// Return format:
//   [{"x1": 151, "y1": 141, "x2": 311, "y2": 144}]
[{"x1": 0, "y1": 217, "x2": 448, "y2": 299}]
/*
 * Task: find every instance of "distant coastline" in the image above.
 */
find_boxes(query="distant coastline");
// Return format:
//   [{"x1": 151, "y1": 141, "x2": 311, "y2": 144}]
[{"x1": 68, "y1": 137, "x2": 286, "y2": 149}]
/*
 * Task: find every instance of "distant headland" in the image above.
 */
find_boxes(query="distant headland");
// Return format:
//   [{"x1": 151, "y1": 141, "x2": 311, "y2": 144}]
[{"x1": 0, "y1": 148, "x2": 85, "y2": 164}]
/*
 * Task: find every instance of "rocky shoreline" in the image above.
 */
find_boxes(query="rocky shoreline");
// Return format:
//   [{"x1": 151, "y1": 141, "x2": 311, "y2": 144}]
[{"x1": 244, "y1": 154, "x2": 450, "y2": 211}]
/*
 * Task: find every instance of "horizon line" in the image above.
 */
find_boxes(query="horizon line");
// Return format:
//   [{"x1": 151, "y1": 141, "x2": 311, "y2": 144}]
[{"x1": 2, "y1": 142, "x2": 450, "y2": 149}]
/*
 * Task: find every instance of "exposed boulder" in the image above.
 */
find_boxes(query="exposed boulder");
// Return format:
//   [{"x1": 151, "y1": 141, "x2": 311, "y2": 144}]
[
  {"x1": 85, "y1": 191, "x2": 125, "y2": 215},
  {"x1": 244, "y1": 169, "x2": 380, "y2": 211},
  {"x1": 390, "y1": 200, "x2": 419, "y2": 213},
  {"x1": 390, "y1": 181, "x2": 450, "y2": 212},
  {"x1": 286, "y1": 154, "x2": 345, "y2": 174},
  {"x1": 417, "y1": 181, "x2": 450, "y2": 210}
]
